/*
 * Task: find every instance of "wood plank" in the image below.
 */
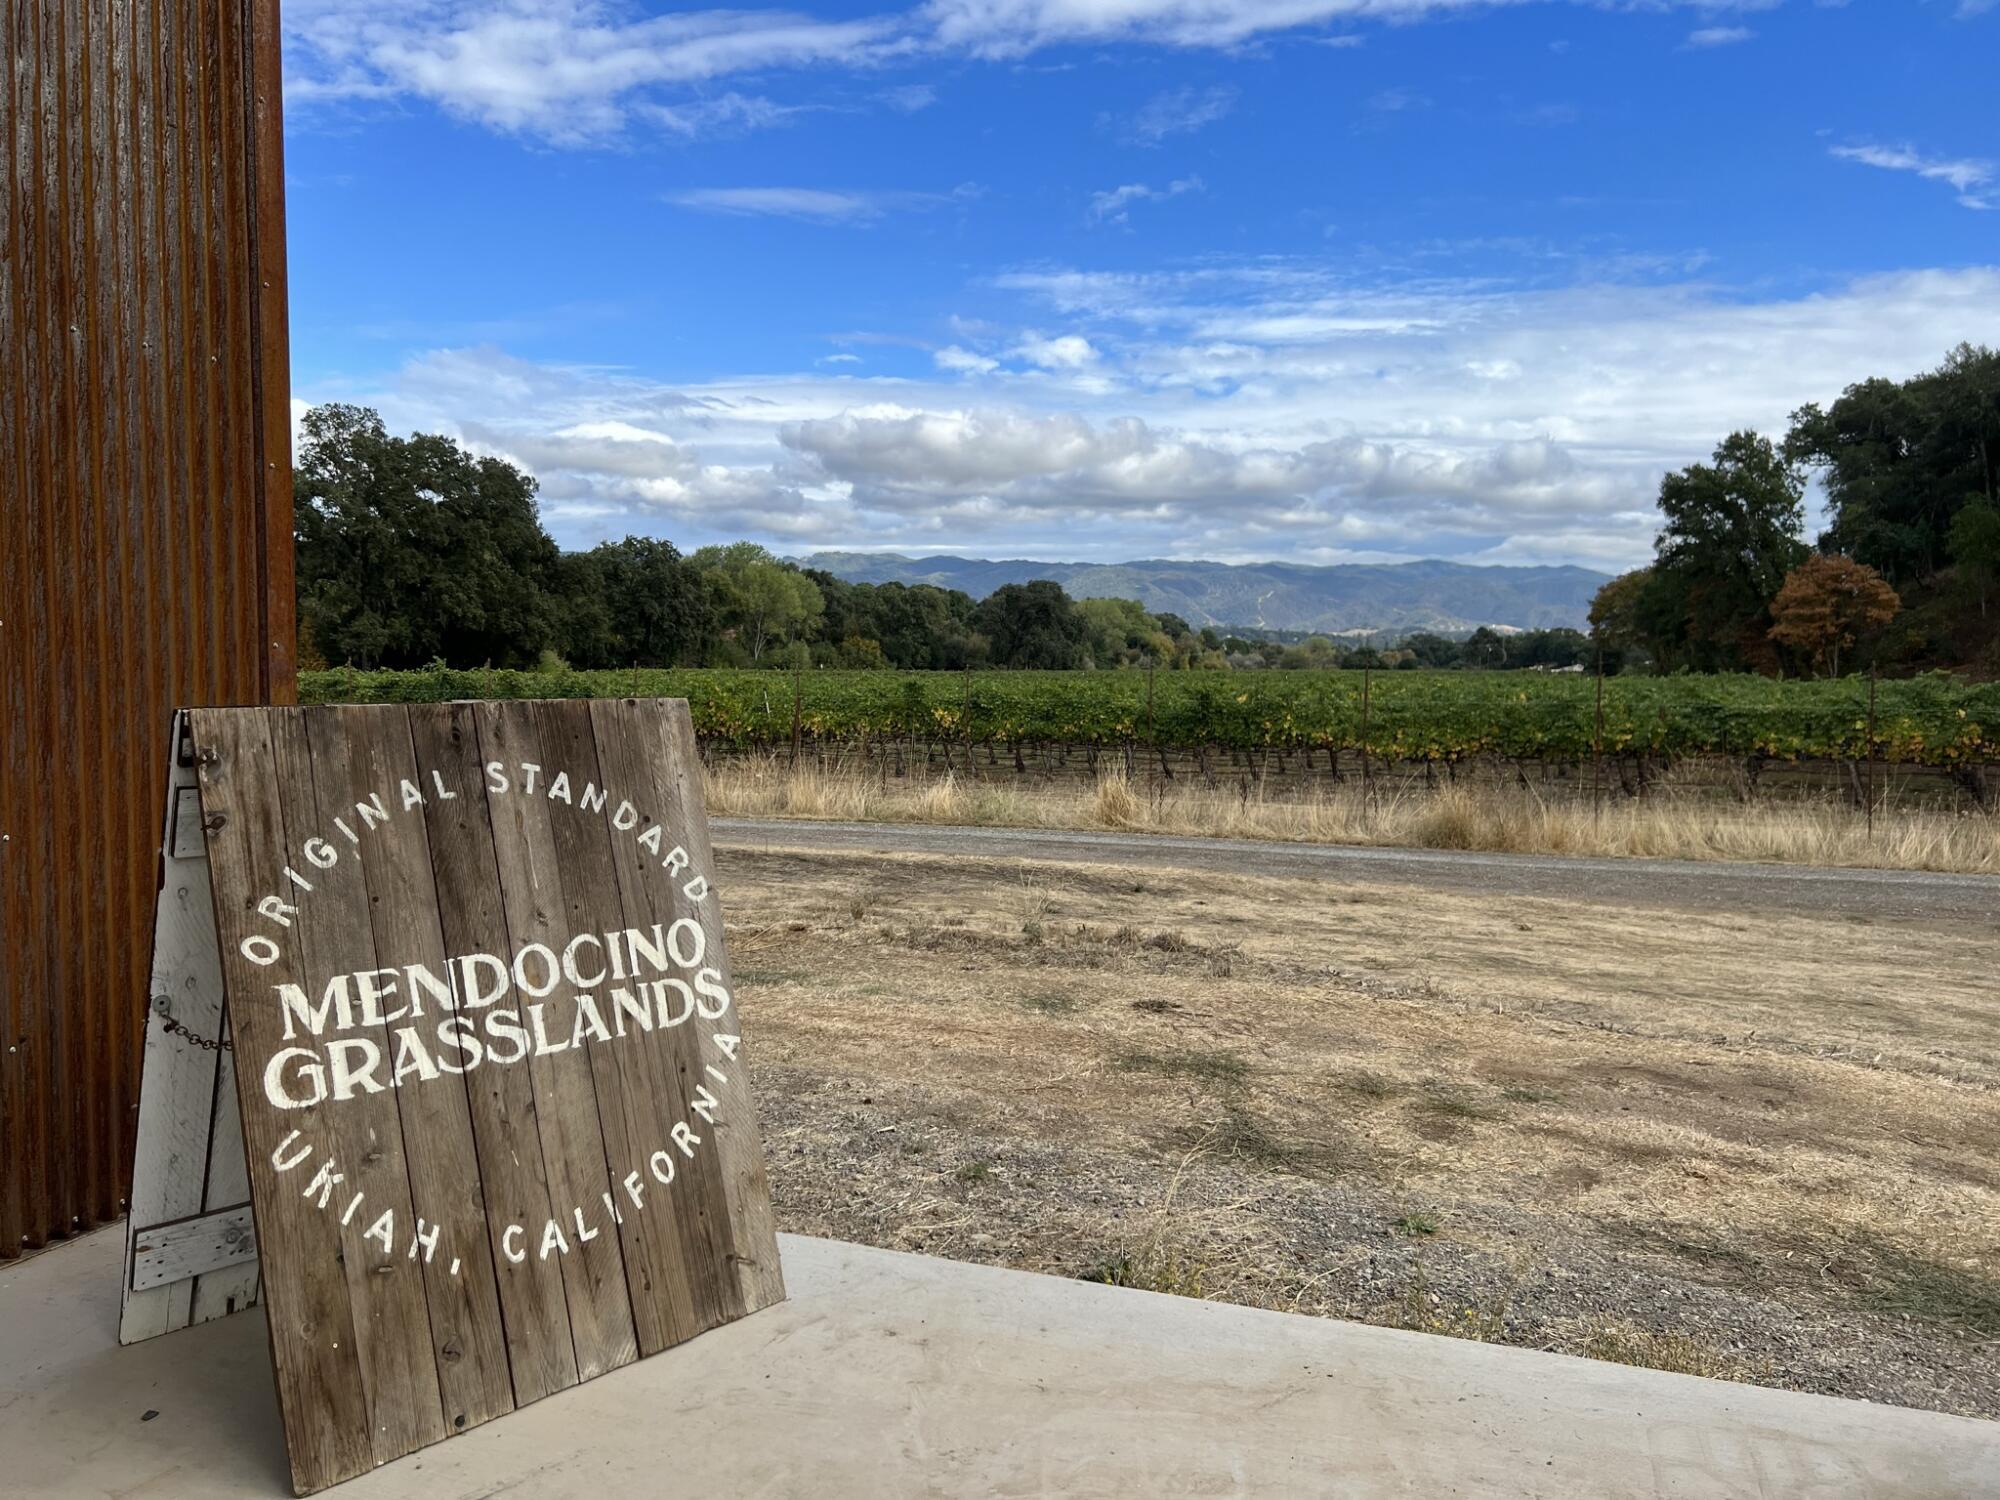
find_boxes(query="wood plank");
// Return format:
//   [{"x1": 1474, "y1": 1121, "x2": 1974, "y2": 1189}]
[
  {"x1": 121, "y1": 715, "x2": 261, "y2": 1337},
  {"x1": 531, "y1": 699, "x2": 698, "y2": 1356},
  {"x1": 170, "y1": 783, "x2": 204, "y2": 858},
  {"x1": 174, "y1": 702, "x2": 786, "y2": 1490},
  {"x1": 273, "y1": 706, "x2": 449, "y2": 1481},
  {"x1": 121, "y1": 716, "x2": 225, "y2": 1342},
  {"x1": 587, "y1": 698, "x2": 744, "y2": 1340},
  {"x1": 189, "y1": 1007, "x2": 261, "y2": 1324},
  {"x1": 471, "y1": 700, "x2": 640, "y2": 1381},
  {"x1": 188, "y1": 706, "x2": 376, "y2": 1494},
  {"x1": 129, "y1": 1201, "x2": 255, "y2": 1290},
  {"x1": 318, "y1": 704, "x2": 515, "y2": 1435},
  {"x1": 649, "y1": 700, "x2": 787, "y2": 1315},
  {"x1": 405, "y1": 701, "x2": 581, "y2": 1402}
]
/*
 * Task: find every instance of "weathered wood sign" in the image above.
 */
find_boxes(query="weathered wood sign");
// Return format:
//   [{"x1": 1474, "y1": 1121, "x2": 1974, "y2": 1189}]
[{"x1": 121, "y1": 700, "x2": 784, "y2": 1495}]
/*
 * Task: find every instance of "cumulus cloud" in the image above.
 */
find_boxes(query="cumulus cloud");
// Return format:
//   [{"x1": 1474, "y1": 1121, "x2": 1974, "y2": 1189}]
[
  {"x1": 313, "y1": 266, "x2": 2000, "y2": 568},
  {"x1": 1684, "y1": 25, "x2": 1754, "y2": 47},
  {"x1": 1010, "y1": 332, "x2": 1101, "y2": 368},
  {"x1": 780, "y1": 407, "x2": 1622, "y2": 525},
  {"x1": 1830, "y1": 142, "x2": 1995, "y2": 210},
  {"x1": 935, "y1": 345, "x2": 1001, "y2": 373}
]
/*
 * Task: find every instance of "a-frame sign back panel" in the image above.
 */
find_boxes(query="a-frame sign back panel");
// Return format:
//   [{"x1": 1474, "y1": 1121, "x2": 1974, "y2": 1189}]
[{"x1": 186, "y1": 700, "x2": 783, "y2": 1495}]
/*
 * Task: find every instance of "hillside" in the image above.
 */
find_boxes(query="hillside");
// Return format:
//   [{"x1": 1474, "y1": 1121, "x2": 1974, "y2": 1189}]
[{"x1": 800, "y1": 553, "x2": 1610, "y2": 635}]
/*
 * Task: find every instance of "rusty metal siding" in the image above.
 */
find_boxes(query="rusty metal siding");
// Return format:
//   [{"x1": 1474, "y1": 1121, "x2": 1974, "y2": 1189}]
[{"x1": 1, "y1": 0, "x2": 294, "y2": 1259}]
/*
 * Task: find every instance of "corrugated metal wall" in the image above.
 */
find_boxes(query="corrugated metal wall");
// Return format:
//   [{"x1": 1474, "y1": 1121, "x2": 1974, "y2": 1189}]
[{"x1": 1, "y1": 0, "x2": 294, "y2": 1258}]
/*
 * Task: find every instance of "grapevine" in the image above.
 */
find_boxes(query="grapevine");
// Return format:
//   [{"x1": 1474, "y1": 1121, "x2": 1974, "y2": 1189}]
[{"x1": 299, "y1": 666, "x2": 1999, "y2": 772}]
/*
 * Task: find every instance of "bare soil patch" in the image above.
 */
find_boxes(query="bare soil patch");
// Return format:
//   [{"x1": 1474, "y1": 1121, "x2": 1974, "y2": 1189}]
[{"x1": 718, "y1": 842, "x2": 2000, "y2": 1420}]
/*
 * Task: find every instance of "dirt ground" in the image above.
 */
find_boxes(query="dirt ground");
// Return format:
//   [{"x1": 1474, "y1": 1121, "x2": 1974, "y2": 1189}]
[{"x1": 713, "y1": 841, "x2": 2000, "y2": 1421}]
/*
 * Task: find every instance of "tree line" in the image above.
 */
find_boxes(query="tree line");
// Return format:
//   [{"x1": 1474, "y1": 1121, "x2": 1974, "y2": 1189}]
[
  {"x1": 293, "y1": 403, "x2": 1593, "y2": 674},
  {"x1": 1590, "y1": 343, "x2": 2000, "y2": 678},
  {"x1": 297, "y1": 340, "x2": 2000, "y2": 683}
]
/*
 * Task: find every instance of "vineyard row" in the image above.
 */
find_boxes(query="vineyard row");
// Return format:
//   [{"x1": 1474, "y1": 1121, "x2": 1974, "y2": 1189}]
[{"x1": 300, "y1": 666, "x2": 1999, "y2": 772}]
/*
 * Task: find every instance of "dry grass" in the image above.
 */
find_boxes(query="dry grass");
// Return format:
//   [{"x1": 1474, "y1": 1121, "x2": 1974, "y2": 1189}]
[
  {"x1": 1578, "y1": 1321, "x2": 1764, "y2": 1382},
  {"x1": 722, "y1": 841, "x2": 2000, "y2": 1418},
  {"x1": 705, "y1": 757, "x2": 2000, "y2": 875}
]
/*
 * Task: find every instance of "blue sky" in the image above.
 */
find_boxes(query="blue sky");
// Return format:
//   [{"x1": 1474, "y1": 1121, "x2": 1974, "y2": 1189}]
[{"x1": 283, "y1": 0, "x2": 1999, "y2": 572}]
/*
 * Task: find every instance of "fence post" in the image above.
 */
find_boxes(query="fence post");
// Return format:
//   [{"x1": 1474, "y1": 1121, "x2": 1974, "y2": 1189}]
[
  {"x1": 1147, "y1": 662, "x2": 1167, "y2": 784},
  {"x1": 1593, "y1": 648, "x2": 1605, "y2": 833},
  {"x1": 1360, "y1": 663, "x2": 1372, "y2": 813},
  {"x1": 1866, "y1": 667, "x2": 1877, "y2": 840},
  {"x1": 790, "y1": 660, "x2": 803, "y2": 768}
]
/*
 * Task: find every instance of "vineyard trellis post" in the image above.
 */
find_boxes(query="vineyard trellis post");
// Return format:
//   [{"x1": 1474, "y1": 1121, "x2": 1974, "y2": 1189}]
[
  {"x1": 1360, "y1": 664, "x2": 1373, "y2": 816},
  {"x1": 790, "y1": 658, "x2": 804, "y2": 767},
  {"x1": 1146, "y1": 662, "x2": 1157, "y2": 784},
  {"x1": 963, "y1": 664, "x2": 974, "y2": 775},
  {"x1": 1866, "y1": 666, "x2": 1877, "y2": 840},
  {"x1": 1593, "y1": 647, "x2": 1605, "y2": 832}
]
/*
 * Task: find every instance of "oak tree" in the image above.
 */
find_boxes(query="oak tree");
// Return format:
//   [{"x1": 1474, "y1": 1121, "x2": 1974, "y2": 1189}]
[{"x1": 1767, "y1": 554, "x2": 1900, "y2": 677}]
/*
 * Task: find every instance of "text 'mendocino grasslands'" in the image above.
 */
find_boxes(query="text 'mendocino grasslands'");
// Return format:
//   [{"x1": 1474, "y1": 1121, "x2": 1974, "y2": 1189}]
[{"x1": 228, "y1": 744, "x2": 744, "y2": 1275}]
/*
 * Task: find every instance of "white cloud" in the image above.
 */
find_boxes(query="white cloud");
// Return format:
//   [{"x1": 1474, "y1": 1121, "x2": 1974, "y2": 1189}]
[
  {"x1": 285, "y1": 0, "x2": 1792, "y2": 143},
  {"x1": 639, "y1": 92, "x2": 805, "y2": 136},
  {"x1": 780, "y1": 407, "x2": 1621, "y2": 525},
  {"x1": 1684, "y1": 25, "x2": 1754, "y2": 47},
  {"x1": 666, "y1": 187, "x2": 882, "y2": 223},
  {"x1": 935, "y1": 345, "x2": 1001, "y2": 373},
  {"x1": 1010, "y1": 332, "x2": 1101, "y2": 368},
  {"x1": 313, "y1": 265, "x2": 2000, "y2": 568},
  {"x1": 1089, "y1": 175, "x2": 1204, "y2": 226},
  {"x1": 286, "y1": 0, "x2": 909, "y2": 143},
  {"x1": 664, "y1": 185, "x2": 974, "y2": 223},
  {"x1": 924, "y1": 0, "x2": 1497, "y2": 54},
  {"x1": 1367, "y1": 86, "x2": 1431, "y2": 112},
  {"x1": 1122, "y1": 84, "x2": 1237, "y2": 146},
  {"x1": 1830, "y1": 142, "x2": 1995, "y2": 210}
]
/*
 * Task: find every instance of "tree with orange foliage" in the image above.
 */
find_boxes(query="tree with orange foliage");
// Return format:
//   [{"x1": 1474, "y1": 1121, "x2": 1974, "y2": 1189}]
[{"x1": 1767, "y1": 555, "x2": 1900, "y2": 677}]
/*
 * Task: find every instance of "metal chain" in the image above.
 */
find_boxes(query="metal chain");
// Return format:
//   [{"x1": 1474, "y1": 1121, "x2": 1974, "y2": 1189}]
[{"x1": 152, "y1": 996, "x2": 232, "y2": 1052}]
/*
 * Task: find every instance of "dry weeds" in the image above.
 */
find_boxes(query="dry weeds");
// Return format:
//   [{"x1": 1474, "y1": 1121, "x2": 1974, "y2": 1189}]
[
  {"x1": 703, "y1": 758, "x2": 2000, "y2": 875},
  {"x1": 719, "y1": 841, "x2": 2000, "y2": 1420}
]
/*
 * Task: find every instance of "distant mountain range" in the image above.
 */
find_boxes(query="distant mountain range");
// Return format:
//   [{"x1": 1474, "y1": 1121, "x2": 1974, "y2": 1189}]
[{"x1": 799, "y1": 553, "x2": 1610, "y2": 636}]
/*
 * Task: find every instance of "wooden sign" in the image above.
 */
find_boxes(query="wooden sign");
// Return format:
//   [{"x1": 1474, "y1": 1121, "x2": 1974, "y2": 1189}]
[{"x1": 121, "y1": 700, "x2": 785, "y2": 1495}]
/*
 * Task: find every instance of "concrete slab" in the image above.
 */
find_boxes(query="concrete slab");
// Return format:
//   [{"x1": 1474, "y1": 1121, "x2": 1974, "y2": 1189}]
[{"x1": 3, "y1": 1227, "x2": 1994, "y2": 1498}]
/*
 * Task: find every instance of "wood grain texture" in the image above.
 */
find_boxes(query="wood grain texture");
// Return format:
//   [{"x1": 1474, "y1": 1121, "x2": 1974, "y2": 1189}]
[
  {"x1": 190, "y1": 707, "x2": 375, "y2": 1495},
  {"x1": 327, "y1": 705, "x2": 517, "y2": 1434},
  {"x1": 173, "y1": 701, "x2": 781, "y2": 1493},
  {"x1": 129, "y1": 1201, "x2": 256, "y2": 1290},
  {"x1": 652, "y1": 700, "x2": 787, "y2": 1315},
  {"x1": 122, "y1": 713, "x2": 259, "y2": 1344},
  {"x1": 470, "y1": 700, "x2": 641, "y2": 1381},
  {"x1": 407, "y1": 702, "x2": 581, "y2": 1403},
  {"x1": 530, "y1": 699, "x2": 703, "y2": 1356},
  {"x1": 190, "y1": 1002, "x2": 262, "y2": 1324}
]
